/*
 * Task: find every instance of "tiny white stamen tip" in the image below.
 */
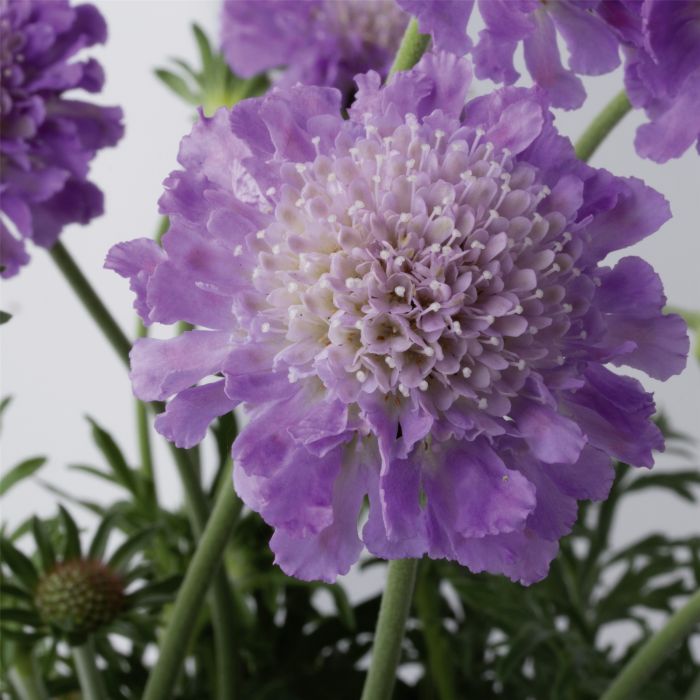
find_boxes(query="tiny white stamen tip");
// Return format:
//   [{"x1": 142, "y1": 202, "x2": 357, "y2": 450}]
[
  {"x1": 516, "y1": 360, "x2": 526, "y2": 370},
  {"x1": 534, "y1": 289, "x2": 544, "y2": 299},
  {"x1": 295, "y1": 198, "x2": 305, "y2": 208},
  {"x1": 327, "y1": 173, "x2": 337, "y2": 182},
  {"x1": 407, "y1": 174, "x2": 417, "y2": 183},
  {"x1": 330, "y1": 319, "x2": 340, "y2": 328},
  {"x1": 327, "y1": 214, "x2": 337, "y2": 223},
  {"x1": 563, "y1": 303, "x2": 573, "y2": 313},
  {"x1": 394, "y1": 285, "x2": 406, "y2": 298},
  {"x1": 514, "y1": 305, "x2": 524, "y2": 314},
  {"x1": 366, "y1": 125, "x2": 378, "y2": 134},
  {"x1": 429, "y1": 280, "x2": 440, "y2": 291},
  {"x1": 563, "y1": 232, "x2": 572, "y2": 242},
  {"x1": 346, "y1": 278, "x2": 358, "y2": 289},
  {"x1": 355, "y1": 200, "x2": 365, "y2": 209},
  {"x1": 482, "y1": 271, "x2": 493, "y2": 280},
  {"x1": 477, "y1": 398, "x2": 488, "y2": 410},
  {"x1": 407, "y1": 159, "x2": 416, "y2": 169},
  {"x1": 580, "y1": 330, "x2": 588, "y2": 339},
  {"x1": 380, "y1": 250, "x2": 391, "y2": 260},
  {"x1": 398, "y1": 384, "x2": 410, "y2": 398},
  {"x1": 428, "y1": 302, "x2": 441, "y2": 313},
  {"x1": 488, "y1": 337, "x2": 499, "y2": 345},
  {"x1": 272, "y1": 245, "x2": 281, "y2": 254},
  {"x1": 523, "y1": 237, "x2": 533, "y2": 247},
  {"x1": 261, "y1": 322, "x2": 271, "y2": 333},
  {"x1": 288, "y1": 308, "x2": 299, "y2": 319},
  {"x1": 288, "y1": 369, "x2": 298, "y2": 383},
  {"x1": 356, "y1": 370, "x2": 368, "y2": 383},
  {"x1": 265, "y1": 187, "x2": 276, "y2": 196},
  {"x1": 419, "y1": 380, "x2": 429, "y2": 391},
  {"x1": 460, "y1": 170, "x2": 473, "y2": 181},
  {"x1": 423, "y1": 347, "x2": 434, "y2": 357},
  {"x1": 233, "y1": 245, "x2": 243, "y2": 257},
  {"x1": 287, "y1": 282, "x2": 299, "y2": 293},
  {"x1": 295, "y1": 164, "x2": 306, "y2": 174},
  {"x1": 432, "y1": 206, "x2": 442, "y2": 216},
  {"x1": 442, "y1": 246, "x2": 452, "y2": 255},
  {"x1": 557, "y1": 355, "x2": 565, "y2": 365},
  {"x1": 452, "y1": 321, "x2": 462, "y2": 334},
  {"x1": 395, "y1": 256, "x2": 405, "y2": 266},
  {"x1": 551, "y1": 263, "x2": 561, "y2": 272},
  {"x1": 385, "y1": 356, "x2": 396, "y2": 368},
  {"x1": 471, "y1": 240, "x2": 485, "y2": 250},
  {"x1": 256, "y1": 230, "x2": 266, "y2": 239},
  {"x1": 421, "y1": 143, "x2": 430, "y2": 153},
  {"x1": 320, "y1": 279, "x2": 331, "y2": 289},
  {"x1": 399, "y1": 213, "x2": 411, "y2": 223},
  {"x1": 349, "y1": 147, "x2": 360, "y2": 157},
  {"x1": 430, "y1": 243, "x2": 441, "y2": 253},
  {"x1": 462, "y1": 367, "x2": 472, "y2": 378},
  {"x1": 354, "y1": 320, "x2": 363, "y2": 330},
  {"x1": 311, "y1": 136, "x2": 321, "y2": 145},
  {"x1": 372, "y1": 175, "x2": 381, "y2": 184},
  {"x1": 571, "y1": 267, "x2": 581, "y2": 277},
  {"x1": 435, "y1": 129, "x2": 445, "y2": 138}
]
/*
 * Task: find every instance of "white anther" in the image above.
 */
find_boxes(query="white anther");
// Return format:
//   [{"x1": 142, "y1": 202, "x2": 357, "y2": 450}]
[
  {"x1": 395, "y1": 256, "x2": 405, "y2": 266},
  {"x1": 346, "y1": 278, "x2": 359, "y2": 289},
  {"x1": 532, "y1": 212, "x2": 543, "y2": 223},
  {"x1": 288, "y1": 308, "x2": 299, "y2": 319},
  {"x1": 482, "y1": 270, "x2": 493, "y2": 280},
  {"x1": 295, "y1": 198, "x2": 305, "y2": 208},
  {"x1": 431, "y1": 206, "x2": 442, "y2": 217},
  {"x1": 385, "y1": 356, "x2": 397, "y2": 368},
  {"x1": 471, "y1": 240, "x2": 485, "y2": 250},
  {"x1": 460, "y1": 170, "x2": 474, "y2": 181},
  {"x1": 484, "y1": 315, "x2": 495, "y2": 325},
  {"x1": 571, "y1": 267, "x2": 581, "y2": 277},
  {"x1": 523, "y1": 237, "x2": 533, "y2": 247},
  {"x1": 462, "y1": 367, "x2": 472, "y2": 378},
  {"x1": 421, "y1": 143, "x2": 430, "y2": 153},
  {"x1": 562, "y1": 232, "x2": 572, "y2": 242},
  {"x1": 295, "y1": 164, "x2": 306, "y2": 174},
  {"x1": 261, "y1": 322, "x2": 271, "y2": 333},
  {"x1": 435, "y1": 129, "x2": 445, "y2": 139},
  {"x1": 514, "y1": 304, "x2": 524, "y2": 314},
  {"x1": 442, "y1": 246, "x2": 452, "y2": 255},
  {"x1": 265, "y1": 187, "x2": 276, "y2": 196},
  {"x1": 580, "y1": 330, "x2": 588, "y2": 339},
  {"x1": 327, "y1": 172, "x2": 337, "y2": 182},
  {"x1": 311, "y1": 136, "x2": 320, "y2": 146},
  {"x1": 256, "y1": 230, "x2": 266, "y2": 239},
  {"x1": 452, "y1": 321, "x2": 462, "y2": 334},
  {"x1": 407, "y1": 174, "x2": 417, "y2": 183},
  {"x1": 327, "y1": 214, "x2": 337, "y2": 223},
  {"x1": 330, "y1": 318, "x2": 341, "y2": 328},
  {"x1": 354, "y1": 320, "x2": 363, "y2": 330},
  {"x1": 556, "y1": 355, "x2": 565, "y2": 365},
  {"x1": 372, "y1": 175, "x2": 381, "y2": 184},
  {"x1": 288, "y1": 368, "x2": 298, "y2": 383},
  {"x1": 349, "y1": 147, "x2": 360, "y2": 157},
  {"x1": 366, "y1": 125, "x2": 378, "y2": 134},
  {"x1": 394, "y1": 285, "x2": 406, "y2": 297},
  {"x1": 553, "y1": 242, "x2": 563, "y2": 252},
  {"x1": 488, "y1": 337, "x2": 499, "y2": 345},
  {"x1": 233, "y1": 245, "x2": 243, "y2": 257},
  {"x1": 320, "y1": 278, "x2": 331, "y2": 289},
  {"x1": 354, "y1": 200, "x2": 365, "y2": 210},
  {"x1": 562, "y1": 303, "x2": 573, "y2": 313},
  {"x1": 428, "y1": 302, "x2": 441, "y2": 313},
  {"x1": 287, "y1": 282, "x2": 299, "y2": 293},
  {"x1": 419, "y1": 380, "x2": 429, "y2": 391},
  {"x1": 423, "y1": 347, "x2": 435, "y2": 357},
  {"x1": 516, "y1": 359, "x2": 526, "y2": 370},
  {"x1": 430, "y1": 280, "x2": 441, "y2": 291},
  {"x1": 406, "y1": 158, "x2": 416, "y2": 169},
  {"x1": 593, "y1": 277, "x2": 602, "y2": 287},
  {"x1": 356, "y1": 370, "x2": 368, "y2": 383},
  {"x1": 534, "y1": 289, "x2": 544, "y2": 299},
  {"x1": 529, "y1": 326, "x2": 538, "y2": 334},
  {"x1": 477, "y1": 398, "x2": 488, "y2": 410},
  {"x1": 399, "y1": 212, "x2": 411, "y2": 223},
  {"x1": 380, "y1": 250, "x2": 391, "y2": 260},
  {"x1": 398, "y1": 384, "x2": 410, "y2": 398},
  {"x1": 272, "y1": 244, "x2": 281, "y2": 254},
  {"x1": 430, "y1": 243, "x2": 441, "y2": 253},
  {"x1": 551, "y1": 263, "x2": 561, "y2": 272}
]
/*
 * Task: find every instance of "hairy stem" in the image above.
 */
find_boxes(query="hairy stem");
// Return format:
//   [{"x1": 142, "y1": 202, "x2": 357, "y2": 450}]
[
  {"x1": 72, "y1": 640, "x2": 107, "y2": 700},
  {"x1": 601, "y1": 589, "x2": 700, "y2": 700},
  {"x1": 361, "y1": 558, "x2": 419, "y2": 700},
  {"x1": 142, "y1": 463, "x2": 242, "y2": 700},
  {"x1": 389, "y1": 18, "x2": 430, "y2": 76},
  {"x1": 575, "y1": 90, "x2": 632, "y2": 162}
]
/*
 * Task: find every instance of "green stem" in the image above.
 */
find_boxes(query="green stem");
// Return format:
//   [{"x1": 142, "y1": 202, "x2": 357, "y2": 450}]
[
  {"x1": 684, "y1": 670, "x2": 700, "y2": 700},
  {"x1": 72, "y1": 640, "x2": 107, "y2": 700},
  {"x1": 49, "y1": 241, "x2": 132, "y2": 367},
  {"x1": 361, "y1": 558, "x2": 419, "y2": 700},
  {"x1": 601, "y1": 589, "x2": 700, "y2": 700},
  {"x1": 389, "y1": 18, "x2": 430, "y2": 76},
  {"x1": 136, "y1": 321, "x2": 157, "y2": 507},
  {"x1": 574, "y1": 90, "x2": 632, "y2": 162},
  {"x1": 8, "y1": 649, "x2": 48, "y2": 700},
  {"x1": 414, "y1": 562, "x2": 457, "y2": 700},
  {"x1": 142, "y1": 463, "x2": 242, "y2": 700}
]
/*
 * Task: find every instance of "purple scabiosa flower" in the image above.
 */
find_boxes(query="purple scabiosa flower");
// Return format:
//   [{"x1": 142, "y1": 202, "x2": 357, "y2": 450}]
[
  {"x1": 107, "y1": 52, "x2": 688, "y2": 584},
  {"x1": 220, "y1": 0, "x2": 409, "y2": 98},
  {"x1": 397, "y1": 0, "x2": 621, "y2": 110},
  {"x1": 0, "y1": 0, "x2": 123, "y2": 278},
  {"x1": 599, "y1": 0, "x2": 700, "y2": 162}
]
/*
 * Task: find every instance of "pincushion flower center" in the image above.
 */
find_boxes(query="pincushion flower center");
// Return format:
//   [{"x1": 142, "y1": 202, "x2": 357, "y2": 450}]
[{"x1": 249, "y1": 115, "x2": 584, "y2": 415}]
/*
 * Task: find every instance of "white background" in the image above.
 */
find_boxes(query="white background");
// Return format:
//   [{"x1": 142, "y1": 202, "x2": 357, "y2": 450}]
[{"x1": 1, "y1": 0, "x2": 699, "y2": 647}]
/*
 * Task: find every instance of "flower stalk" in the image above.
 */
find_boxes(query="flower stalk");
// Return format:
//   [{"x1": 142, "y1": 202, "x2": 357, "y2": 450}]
[
  {"x1": 72, "y1": 639, "x2": 107, "y2": 700},
  {"x1": 142, "y1": 463, "x2": 242, "y2": 700},
  {"x1": 8, "y1": 649, "x2": 48, "y2": 700},
  {"x1": 575, "y1": 90, "x2": 632, "y2": 162},
  {"x1": 389, "y1": 18, "x2": 430, "y2": 76},
  {"x1": 601, "y1": 589, "x2": 700, "y2": 700},
  {"x1": 360, "y1": 558, "x2": 419, "y2": 700}
]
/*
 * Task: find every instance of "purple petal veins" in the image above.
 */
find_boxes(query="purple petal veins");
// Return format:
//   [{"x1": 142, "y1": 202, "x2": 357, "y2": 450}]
[{"x1": 108, "y1": 51, "x2": 687, "y2": 585}]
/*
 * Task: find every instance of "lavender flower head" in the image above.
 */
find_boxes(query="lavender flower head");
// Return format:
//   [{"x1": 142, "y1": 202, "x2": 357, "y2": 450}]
[
  {"x1": 0, "y1": 0, "x2": 123, "y2": 278},
  {"x1": 108, "y1": 52, "x2": 687, "y2": 584},
  {"x1": 221, "y1": 0, "x2": 408, "y2": 96},
  {"x1": 401, "y1": 0, "x2": 700, "y2": 161}
]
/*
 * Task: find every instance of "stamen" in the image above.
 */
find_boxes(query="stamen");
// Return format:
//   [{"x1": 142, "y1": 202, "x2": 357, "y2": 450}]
[
  {"x1": 356, "y1": 370, "x2": 368, "y2": 383},
  {"x1": 462, "y1": 367, "x2": 472, "y2": 378},
  {"x1": 394, "y1": 285, "x2": 406, "y2": 297},
  {"x1": 419, "y1": 380, "x2": 429, "y2": 391}
]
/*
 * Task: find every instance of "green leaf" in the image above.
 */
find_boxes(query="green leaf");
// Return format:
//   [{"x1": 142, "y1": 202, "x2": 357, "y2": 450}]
[
  {"x1": 0, "y1": 538, "x2": 38, "y2": 590},
  {"x1": 0, "y1": 310, "x2": 11, "y2": 325},
  {"x1": 87, "y1": 418, "x2": 139, "y2": 497},
  {"x1": 0, "y1": 457, "x2": 47, "y2": 496},
  {"x1": 107, "y1": 528, "x2": 156, "y2": 573},
  {"x1": 625, "y1": 469, "x2": 700, "y2": 502},
  {"x1": 0, "y1": 607, "x2": 41, "y2": 627},
  {"x1": 39, "y1": 480, "x2": 104, "y2": 516},
  {"x1": 31, "y1": 517, "x2": 56, "y2": 571},
  {"x1": 58, "y1": 505, "x2": 81, "y2": 560},
  {"x1": 88, "y1": 513, "x2": 120, "y2": 561},
  {"x1": 154, "y1": 68, "x2": 198, "y2": 104},
  {"x1": 125, "y1": 575, "x2": 181, "y2": 609},
  {"x1": 192, "y1": 23, "x2": 214, "y2": 73}
]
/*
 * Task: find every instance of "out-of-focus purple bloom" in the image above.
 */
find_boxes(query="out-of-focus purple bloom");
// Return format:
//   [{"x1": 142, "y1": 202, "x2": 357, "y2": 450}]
[
  {"x1": 600, "y1": 0, "x2": 700, "y2": 162},
  {"x1": 220, "y1": 0, "x2": 408, "y2": 98},
  {"x1": 108, "y1": 52, "x2": 687, "y2": 584},
  {"x1": 0, "y1": 0, "x2": 123, "y2": 278}
]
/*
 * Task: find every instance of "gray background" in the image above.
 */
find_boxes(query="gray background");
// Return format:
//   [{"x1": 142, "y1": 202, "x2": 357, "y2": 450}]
[{"x1": 1, "y1": 0, "x2": 698, "y2": 655}]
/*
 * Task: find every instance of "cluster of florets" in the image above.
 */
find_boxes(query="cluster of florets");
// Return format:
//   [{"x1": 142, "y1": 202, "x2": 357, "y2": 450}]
[
  {"x1": 0, "y1": 0, "x2": 123, "y2": 277},
  {"x1": 221, "y1": 0, "x2": 408, "y2": 99},
  {"x1": 109, "y1": 52, "x2": 687, "y2": 584}
]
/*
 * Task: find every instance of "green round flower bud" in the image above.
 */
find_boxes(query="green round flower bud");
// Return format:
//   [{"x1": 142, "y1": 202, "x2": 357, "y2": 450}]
[{"x1": 34, "y1": 559, "x2": 124, "y2": 638}]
